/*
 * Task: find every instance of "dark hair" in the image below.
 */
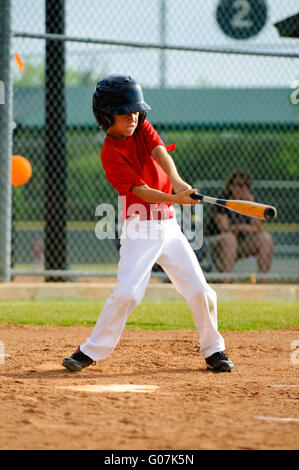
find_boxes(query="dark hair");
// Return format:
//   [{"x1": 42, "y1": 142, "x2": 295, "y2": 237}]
[
  {"x1": 93, "y1": 109, "x2": 147, "y2": 131},
  {"x1": 224, "y1": 169, "x2": 252, "y2": 196}
]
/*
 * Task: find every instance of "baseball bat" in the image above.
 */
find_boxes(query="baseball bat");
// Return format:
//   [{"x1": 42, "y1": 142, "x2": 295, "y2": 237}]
[{"x1": 189, "y1": 193, "x2": 277, "y2": 221}]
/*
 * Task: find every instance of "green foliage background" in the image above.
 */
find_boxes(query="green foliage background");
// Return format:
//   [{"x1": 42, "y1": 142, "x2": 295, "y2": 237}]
[{"x1": 13, "y1": 127, "x2": 299, "y2": 223}]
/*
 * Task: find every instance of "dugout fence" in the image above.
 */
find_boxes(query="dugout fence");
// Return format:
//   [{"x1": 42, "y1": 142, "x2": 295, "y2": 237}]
[{"x1": 0, "y1": 0, "x2": 298, "y2": 282}]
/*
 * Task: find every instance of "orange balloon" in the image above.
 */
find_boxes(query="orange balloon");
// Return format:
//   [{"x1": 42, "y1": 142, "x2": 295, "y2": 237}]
[{"x1": 11, "y1": 155, "x2": 32, "y2": 186}]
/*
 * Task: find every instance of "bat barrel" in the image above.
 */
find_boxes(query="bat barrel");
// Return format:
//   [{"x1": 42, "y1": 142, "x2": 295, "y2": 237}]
[
  {"x1": 264, "y1": 206, "x2": 277, "y2": 221},
  {"x1": 190, "y1": 193, "x2": 277, "y2": 221}
]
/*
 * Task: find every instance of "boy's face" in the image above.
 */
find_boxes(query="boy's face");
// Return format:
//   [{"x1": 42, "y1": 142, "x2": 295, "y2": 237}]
[{"x1": 108, "y1": 112, "x2": 139, "y2": 140}]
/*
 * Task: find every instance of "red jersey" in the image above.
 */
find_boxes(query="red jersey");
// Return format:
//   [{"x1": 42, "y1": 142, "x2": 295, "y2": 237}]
[{"x1": 101, "y1": 120, "x2": 175, "y2": 220}]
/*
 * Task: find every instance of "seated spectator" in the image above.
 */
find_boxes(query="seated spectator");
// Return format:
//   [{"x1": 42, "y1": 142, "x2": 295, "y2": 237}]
[
  {"x1": 204, "y1": 170, "x2": 273, "y2": 274},
  {"x1": 31, "y1": 238, "x2": 44, "y2": 269}
]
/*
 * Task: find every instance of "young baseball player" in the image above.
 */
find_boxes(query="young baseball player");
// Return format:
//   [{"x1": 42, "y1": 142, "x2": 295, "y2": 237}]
[{"x1": 62, "y1": 74, "x2": 234, "y2": 373}]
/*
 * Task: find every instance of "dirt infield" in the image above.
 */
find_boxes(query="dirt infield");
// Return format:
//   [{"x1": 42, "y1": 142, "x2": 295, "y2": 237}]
[{"x1": 0, "y1": 324, "x2": 298, "y2": 450}]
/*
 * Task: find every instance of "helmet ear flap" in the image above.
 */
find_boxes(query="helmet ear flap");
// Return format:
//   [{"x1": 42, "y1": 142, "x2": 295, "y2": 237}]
[
  {"x1": 100, "y1": 112, "x2": 114, "y2": 130},
  {"x1": 138, "y1": 111, "x2": 146, "y2": 125},
  {"x1": 93, "y1": 109, "x2": 114, "y2": 130}
]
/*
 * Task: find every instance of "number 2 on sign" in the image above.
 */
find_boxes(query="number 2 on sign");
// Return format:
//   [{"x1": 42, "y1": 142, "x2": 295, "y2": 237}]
[{"x1": 231, "y1": 0, "x2": 253, "y2": 28}]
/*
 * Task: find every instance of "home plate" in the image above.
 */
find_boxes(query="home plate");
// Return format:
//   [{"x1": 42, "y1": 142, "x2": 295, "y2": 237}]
[{"x1": 61, "y1": 384, "x2": 159, "y2": 393}]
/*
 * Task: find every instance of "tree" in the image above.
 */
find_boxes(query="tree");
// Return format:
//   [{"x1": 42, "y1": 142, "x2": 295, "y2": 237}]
[{"x1": 14, "y1": 60, "x2": 96, "y2": 87}]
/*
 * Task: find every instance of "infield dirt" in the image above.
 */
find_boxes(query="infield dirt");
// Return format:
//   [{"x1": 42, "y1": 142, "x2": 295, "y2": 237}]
[{"x1": 0, "y1": 324, "x2": 298, "y2": 450}]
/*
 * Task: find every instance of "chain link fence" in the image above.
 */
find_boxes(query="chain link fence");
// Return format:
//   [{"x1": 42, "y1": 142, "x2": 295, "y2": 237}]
[{"x1": 2, "y1": 0, "x2": 299, "y2": 282}]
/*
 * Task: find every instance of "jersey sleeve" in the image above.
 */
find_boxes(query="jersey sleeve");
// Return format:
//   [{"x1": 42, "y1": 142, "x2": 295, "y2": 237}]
[
  {"x1": 101, "y1": 152, "x2": 146, "y2": 194},
  {"x1": 140, "y1": 120, "x2": 165, "y2": 153}
]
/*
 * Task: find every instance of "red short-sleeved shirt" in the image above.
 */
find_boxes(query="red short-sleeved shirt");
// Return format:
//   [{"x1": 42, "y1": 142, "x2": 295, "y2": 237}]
[{"x1": 101, "y1": 120, "x2": 175, "y2": 220}]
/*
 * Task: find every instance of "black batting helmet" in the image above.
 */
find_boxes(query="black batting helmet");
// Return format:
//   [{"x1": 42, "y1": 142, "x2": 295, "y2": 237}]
[{"x1": 92, "y1": 74, "x2": 151, "y2": 115}]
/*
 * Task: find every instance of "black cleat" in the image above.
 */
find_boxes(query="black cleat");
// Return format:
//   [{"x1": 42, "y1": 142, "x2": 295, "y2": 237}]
[
  {"x1": 62, "y1": 347, "x2": 96, "y2": 372},
  {"x1": 205, "y1": 351, "x2": 234, "y2": 372}
]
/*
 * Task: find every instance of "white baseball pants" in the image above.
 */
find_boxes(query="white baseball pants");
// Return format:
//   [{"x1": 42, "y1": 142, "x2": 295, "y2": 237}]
[{"x1": 80, "y1": 216, "x2": 225, "y2": 361}]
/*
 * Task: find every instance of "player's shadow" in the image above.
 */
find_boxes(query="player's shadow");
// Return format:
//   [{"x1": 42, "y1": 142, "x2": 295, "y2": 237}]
[{"x1": 0, "y1": 366, "x2": 210, "y2": 380}]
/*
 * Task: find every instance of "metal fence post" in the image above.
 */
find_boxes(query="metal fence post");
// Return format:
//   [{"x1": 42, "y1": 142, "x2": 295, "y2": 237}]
[
  {"x1": 44, "y1": 0, "x2": 67, "y2": 282},
  {"x1": 0, "y1": 0, "x2": 13, "y2": 282}
]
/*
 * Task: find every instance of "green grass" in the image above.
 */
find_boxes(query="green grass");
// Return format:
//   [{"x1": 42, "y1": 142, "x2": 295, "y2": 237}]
[{"x1": 0, "y1": 300, "x2": 298, "y2": 331}]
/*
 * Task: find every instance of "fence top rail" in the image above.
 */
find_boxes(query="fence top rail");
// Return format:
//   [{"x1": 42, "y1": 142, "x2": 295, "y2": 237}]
[{"x1": 11, "y1": 31, "x2": 299, "y2": 59}]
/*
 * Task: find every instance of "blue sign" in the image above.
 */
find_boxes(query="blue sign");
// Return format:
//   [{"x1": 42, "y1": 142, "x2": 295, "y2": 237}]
[{"x1": 216, "y1": 0, "x2": 268, "y2": 40}]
